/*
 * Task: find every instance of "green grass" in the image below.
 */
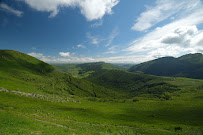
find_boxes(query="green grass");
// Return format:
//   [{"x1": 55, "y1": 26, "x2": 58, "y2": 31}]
[{"x1": 0, "y1": 85, "x2": 202, "y2": 135}]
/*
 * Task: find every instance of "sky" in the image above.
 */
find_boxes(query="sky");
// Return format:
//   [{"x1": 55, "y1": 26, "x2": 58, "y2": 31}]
[{"x1": 0, "y1": 0, "x2": 203, "y2": 63}]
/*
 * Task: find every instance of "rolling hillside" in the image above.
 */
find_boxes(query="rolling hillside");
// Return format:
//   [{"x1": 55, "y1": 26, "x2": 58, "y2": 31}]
[
  {"x1": 0, "y1": 50, "x2": 203, "y2": 134},
  {"x1": 0, "y1": 50, "x2": 182, "y2": 99},
  {"x1": 54, "y1": 61, "x2": 180, "y2": 98},
  {"x1": 128, "y1": 53, "x2": 203, "y2": 79},
  {"x1": 0, "y1": 50, "x2": 120, "y2": 98},
  {"x1": 86, "y1": 69, "x2": 179, "y2": 98}
]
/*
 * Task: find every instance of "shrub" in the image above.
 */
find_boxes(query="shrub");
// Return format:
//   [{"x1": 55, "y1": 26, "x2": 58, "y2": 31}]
[{"x1": 174, "y1": 126, "x2": 182, "y2": 131}]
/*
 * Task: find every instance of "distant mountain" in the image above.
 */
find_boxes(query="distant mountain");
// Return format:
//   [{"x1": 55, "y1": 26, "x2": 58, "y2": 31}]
[
  {"x1": 128, "y1": 53, "x2": 203, "y2": 79},
  {"x1": 53, "y1": 62, "x2": 120, "y2": 78},
  {"x1": 0, "y1": 50, "x2": 121, "y2": 98}
]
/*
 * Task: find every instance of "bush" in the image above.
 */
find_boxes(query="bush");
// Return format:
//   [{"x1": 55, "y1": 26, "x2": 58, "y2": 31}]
[
  {"x1": 174, "y1": 126, "x2": 182, "y2": 131},
  {"x1": 162, "y1": 93, "x2": 171, "y2": 100},
  {"x1": 132, "y1": 97, "x2": 139, "y2": 102}
]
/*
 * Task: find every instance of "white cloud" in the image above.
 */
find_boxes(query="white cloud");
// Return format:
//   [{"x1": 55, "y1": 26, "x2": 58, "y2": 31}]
[
  {"x1": 105, "y1": 27, "x2": 119, "y2": 47},
  {"x1": 28, "y1": 52, "x2": 44, "y2": 58},
  {"x1": 77, "y1": 44, "x2": 86, "y2": 48},
  {"x1": 0, "y1": 3, "x2": 23, "y2": 17},
  {"x1": 79, "y1": 0, "x2": 119, "y2": 21},
  {"x1": 127, "y1": 0, "x2": 203, "y2": 59},
  {"x1": 190, "y1": 31, "x2": 203, "y2": 47},
  {"x1": 85, "y1": 27, "x2": 119, "y2": 47},
  {"x1": 104, "y1": 46, "x2": 119, "y2": 54},
  {"x1": 128, "y1": 25, "x2": 203, "y2": 58},
  {"x1": 59, "y1": 52, "x2": 71, "y2": 57},
  {"x1": 86, "y1": 33, "x2": 100, "y2": 45},
  {"x1": 91, "y1": 19, "x2": 103, "y2": 28},
  {"x1": 131, "y1": 0, "x2": 201, "y2": 31},
  {"x1": 92, "y1": 38, "x2": 99, "y2": 45},
  {"x1": 21, "y1": 0, "x2": 119, "y2": 20},
  {"x1": 98, "y1": 55, "x2": 153, "y2": 63},
  {"x1": 147, "y1": 46, "x2": 182, "y2": 58},
  {"x1": 28, "y1": 51, "x2": 153, "y2": 64},
  {"x1": 161, "y1": 25, "x2": 198, "y2": 47}
]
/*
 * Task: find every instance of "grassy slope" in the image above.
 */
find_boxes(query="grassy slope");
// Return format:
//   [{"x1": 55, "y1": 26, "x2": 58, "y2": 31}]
[
  {"x1": 128, "y1": 53, "x2": 203, "y2": 79},
  {"x1": 0, "y1": 77, "x2": 202, "y2": 134},
  {"x1": 0, "y1": 50, "x2": 121, "y2": 99}
]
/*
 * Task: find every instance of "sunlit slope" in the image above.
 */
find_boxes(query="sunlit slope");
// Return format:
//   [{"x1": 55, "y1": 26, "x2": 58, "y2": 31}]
[
  {"x1": 0, "y1": 50, "x2": 120, "y2": 98},
  {"x1": 0, "y1": 50, "x2": 55, "y2": 73}
]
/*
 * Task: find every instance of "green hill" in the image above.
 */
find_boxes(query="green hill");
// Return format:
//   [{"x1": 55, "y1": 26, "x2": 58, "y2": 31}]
[
  {"x1": 0, "y1": 50, "x2": 55, "y2": 74},
  {"x1": 0, "y1": 50, "x2": 120, "y2": 98},
  {"x1": 128, "y1": 53, "x2": 203, "y2": 79},
  {"x1": 54, "y1": 61, "x2": 179, "y2": 99},
  {"x1": 86, "y1": 69, "x2": 179, "y2": 99},
  {"x1": 53, "y1": 62, "x2": 120, "y2": 78}
]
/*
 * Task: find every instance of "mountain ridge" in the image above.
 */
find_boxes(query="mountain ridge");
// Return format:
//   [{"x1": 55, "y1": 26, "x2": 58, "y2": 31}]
[{"x1": 128, "y1": 53, "x2": 203, "y2": 79}]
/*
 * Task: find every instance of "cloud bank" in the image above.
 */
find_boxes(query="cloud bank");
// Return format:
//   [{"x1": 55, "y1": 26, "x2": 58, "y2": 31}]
[
  {"x1": 128, "y1": 0, "x2": 203, "y2": 58},
  {"x1": 131, "y1": 0, "x2": 201, "y2": 31},
  {"x1": 28, "y1": 52, "x2": 152, "y2": 64}
]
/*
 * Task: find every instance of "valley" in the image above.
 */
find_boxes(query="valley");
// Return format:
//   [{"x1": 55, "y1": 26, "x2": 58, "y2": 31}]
[{"x1": 0, "y1": 50, "x2": 202, "y2": 134}]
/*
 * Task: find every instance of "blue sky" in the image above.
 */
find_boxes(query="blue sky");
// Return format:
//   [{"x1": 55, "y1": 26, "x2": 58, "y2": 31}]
[{"x1": 0, "y1": 0, "x2": 203, "y2": 63}]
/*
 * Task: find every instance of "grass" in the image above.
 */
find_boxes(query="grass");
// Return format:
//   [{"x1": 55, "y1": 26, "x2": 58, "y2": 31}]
[{"x1": 0, "y1": 82, "x2": 202, "y2": 134}]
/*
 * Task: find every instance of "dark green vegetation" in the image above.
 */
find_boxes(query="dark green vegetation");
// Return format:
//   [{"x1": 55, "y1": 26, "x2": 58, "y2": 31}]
[
  {"x1": 86, "y1": 70, "x2": 179, "y2": 99},
  {"x1": 55, "y1": 62, "x2": 179, "y2": 99},
  {"x1": 0, "y1": 50, "x2": 203, "y2": 134},
  {"x1": 129, "y1": 53, "x2": 203, "y2": 79}
]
